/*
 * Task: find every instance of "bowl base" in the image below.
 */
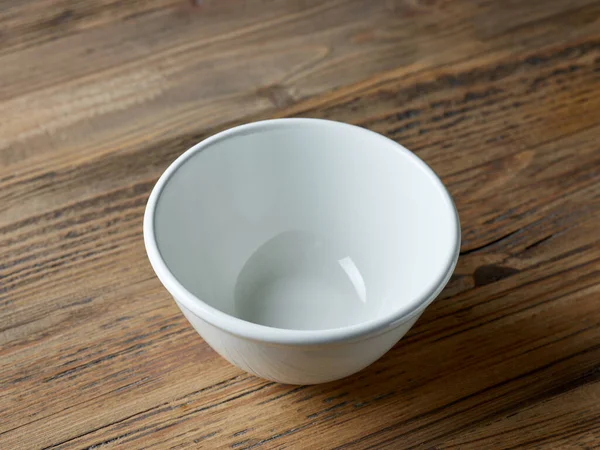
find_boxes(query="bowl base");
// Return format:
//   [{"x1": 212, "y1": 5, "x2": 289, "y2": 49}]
[{"x1": 234, "y1": 230, "x2": 373, "y2": 330}]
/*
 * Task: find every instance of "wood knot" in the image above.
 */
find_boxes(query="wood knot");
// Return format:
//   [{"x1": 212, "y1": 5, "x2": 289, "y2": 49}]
[
  {"x1": 473, "y1": 264, "x2": 520, "y2": 287},
  {"x1": 257, "y1": 85, "x2": 296, "y2": 109}
]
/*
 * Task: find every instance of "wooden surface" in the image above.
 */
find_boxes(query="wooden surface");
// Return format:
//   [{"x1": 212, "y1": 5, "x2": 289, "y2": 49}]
[{"x1": 2, "y1": 0, "x2": 600, "y2": 448}]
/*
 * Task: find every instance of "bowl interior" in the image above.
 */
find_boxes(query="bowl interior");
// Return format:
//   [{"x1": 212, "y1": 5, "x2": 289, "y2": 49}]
[{"x1": 152, "y1": 120, "x2": 458, "y2": 331}]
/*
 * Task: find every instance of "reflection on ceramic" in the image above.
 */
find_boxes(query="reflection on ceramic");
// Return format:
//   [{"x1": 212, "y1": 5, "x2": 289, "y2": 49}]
[
  {"x1": 144, "y1": 118, "x2": 460, "y2": 384},
  {"x1": 234, "y1": 230, "x2": 371, "y2": 330}
]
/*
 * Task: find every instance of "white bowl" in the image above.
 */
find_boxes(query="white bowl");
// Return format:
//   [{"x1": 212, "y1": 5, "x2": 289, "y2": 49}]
[{"x1": 144, "y1": 118, "x2": 460, "y2": 385}]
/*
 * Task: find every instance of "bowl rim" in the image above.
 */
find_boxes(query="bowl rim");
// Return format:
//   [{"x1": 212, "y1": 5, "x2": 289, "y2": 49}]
[{"x1": 143, "y1": 118, "x2": 461, "y2": 345}]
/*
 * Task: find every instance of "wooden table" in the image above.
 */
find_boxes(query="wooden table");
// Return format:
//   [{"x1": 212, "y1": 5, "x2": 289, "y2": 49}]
[{"x1": 2, "y1": 1, "x2": 600, "y2": 448}]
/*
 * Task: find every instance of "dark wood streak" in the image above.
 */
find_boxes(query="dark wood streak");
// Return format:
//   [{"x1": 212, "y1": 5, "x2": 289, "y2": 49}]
[
  {"x1": 420, "y1": 368, "x2": 600, "y2": 450},
  {"x1": 442, "y1": 410, "x2": 575, "y2": 448},
  {"x1": 83, "y1": 382, "x2": 278, "y2": 449},
  {"x1": 307, "y1": 402, "x2": 350, "y2": 419},
  {"x1": 459, "y1": 230, "x2": 523, "y2": 256},
  {"x1": 424, "y1": 257, "x2": 600, "y2": 345},
  {"x1": 523, "y1": 233, "x2": 556, "y2": 251},
  {"x1": 500, "y1": 418, "x2": 600, "y2": 450},
  {"x1": 259, "y1": 386, "x2": 309, "y2": 404},
  {"x1": 336, "y1": 345, "x2": 600, "y2": 450},
  {"x1": 2, "y1": 0, "x2": 600, "y2": 448},
  {"x1": 240, "y1": 424, "x2": 314, "y2": 450},
  {"x1": 36, "y1": 375, "x2": 256, "y2": 448},
  {"x1": 473, "y1": 265, "x2": 521, "y2": 287}
]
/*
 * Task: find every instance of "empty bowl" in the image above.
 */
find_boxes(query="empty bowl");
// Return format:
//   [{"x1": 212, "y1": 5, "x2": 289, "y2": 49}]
[{"x1": 144, "y1": 118, "x2": 460, "y2": 384}]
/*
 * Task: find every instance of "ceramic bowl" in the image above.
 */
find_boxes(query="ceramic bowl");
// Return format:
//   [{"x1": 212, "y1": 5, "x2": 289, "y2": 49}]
[{"x1": 144, "y1": 118, "x2": 460, "y2": 384}]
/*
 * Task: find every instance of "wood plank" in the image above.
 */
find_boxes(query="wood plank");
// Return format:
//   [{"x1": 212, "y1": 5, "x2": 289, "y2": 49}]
[
  {"x1": 0, "y1": 0, "x2": 183, "y2": 55},
  {"x1": 4, "y1": 218, "x2": 597, "y2": 448},
  {"x1": 2, "y1": 0, "x2": 599, "y2": 174},
  {"x1": 2, "y1": 1, "x2": 600, "y2": 448},
  {"x1": 434, "y1": 385, "x2": 600, "y2": 449},
  {"x1": 5, "y1": 28, "x2": 600, "y2": 302}
]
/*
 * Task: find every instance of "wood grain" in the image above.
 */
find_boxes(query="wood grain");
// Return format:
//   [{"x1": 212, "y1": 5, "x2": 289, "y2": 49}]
[{"x1": 2, "y1": 0, "x2": 600, "y2": 448}]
